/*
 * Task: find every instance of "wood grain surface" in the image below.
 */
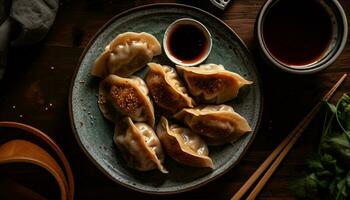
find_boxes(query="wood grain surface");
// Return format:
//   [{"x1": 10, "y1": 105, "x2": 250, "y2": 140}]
[{"x1": 0, "y1": 0, "x2": 349, "y2": 199}]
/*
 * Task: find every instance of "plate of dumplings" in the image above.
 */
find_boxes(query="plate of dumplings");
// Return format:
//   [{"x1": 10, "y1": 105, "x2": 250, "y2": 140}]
[{"x1": 69, "y1": 3, "x2": 262, "y2": 194}]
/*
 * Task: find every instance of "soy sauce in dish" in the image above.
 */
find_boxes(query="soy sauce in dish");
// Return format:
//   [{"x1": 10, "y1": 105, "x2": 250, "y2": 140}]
[
  {"x1": 167, "y1": 24, "x2": 209, "y2": 63},
  {"x1": 263, "y1": 0, "x2": 333, "y2": 66}
]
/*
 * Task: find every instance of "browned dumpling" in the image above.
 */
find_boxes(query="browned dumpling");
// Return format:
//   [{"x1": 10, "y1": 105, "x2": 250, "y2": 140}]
[
  {"x1": 91, "y1": 32, "x2": 161, "y2": 78},
  {"x1": 174, "y1": 105, "x2": 251, "y2": 146},
  {"x1": 157, "y1": 116, "x2": 214, "y2": 168},
  {"x1": 98, "y1": 75, "x2": 155, "y2": 127},
  {"x1": 145, "y1": 63, "x2": 195, "y2": 114},
  {"x1": 114, "y1": 117, "x2": 167, "y2": 173},
  {"x1": 176, "y1": 64, "x2": 252, "y2": 104}
]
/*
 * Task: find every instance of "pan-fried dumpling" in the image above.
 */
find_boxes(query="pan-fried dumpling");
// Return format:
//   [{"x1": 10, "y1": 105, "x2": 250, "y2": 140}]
[
  {"x1": 174, "y1": 105, "x2": 251, "y2": 146},
  {"x1": 176, "y1": 64, "x2": 252, "y2": 104},
  {"x1": 98, "y1": 75, "x2": 155, "y2": 127},
  {"x1": 145, "y1": 63, "x2": 195, "y2": 114},
  {"x1": 157, "y1": 116, "x2": 213, "y2": 168},
  {"x1": 114, "y1": 117, "x2": 167, "y2": 173},
  {"x1": 92, "y1": 32, "x2": 161, "y2": 78}
]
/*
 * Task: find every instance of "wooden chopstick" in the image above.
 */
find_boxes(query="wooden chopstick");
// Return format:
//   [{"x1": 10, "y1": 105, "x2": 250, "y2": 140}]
[{"x1": 232, "y1": 74, "x2": 347, "y2": 200}]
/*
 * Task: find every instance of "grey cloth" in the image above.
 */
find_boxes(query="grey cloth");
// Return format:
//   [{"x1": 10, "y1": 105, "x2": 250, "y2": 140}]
[
  {"x1": 0, "y1": 0, "x2": 59, "y2": 79},
  {"x1": 11, "y1": 0, "x2": 59, "y2": 45},
  {"x1": 0, "y1": 0, "x2": 11, "y2": 25},
  {"x1": 0, "y1": 18, "x2": 11, "y2": 78}
]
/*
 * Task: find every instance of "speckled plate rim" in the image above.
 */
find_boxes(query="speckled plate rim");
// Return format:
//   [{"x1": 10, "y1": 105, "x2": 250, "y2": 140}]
[{"x1": 68, "y1": 3, "x2": 264, "y2": 195}]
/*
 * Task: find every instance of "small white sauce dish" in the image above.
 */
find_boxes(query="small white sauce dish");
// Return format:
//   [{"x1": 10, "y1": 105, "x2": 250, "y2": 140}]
[{"x1": 163, "y1": 18, "x2": 212, "y2": 66}]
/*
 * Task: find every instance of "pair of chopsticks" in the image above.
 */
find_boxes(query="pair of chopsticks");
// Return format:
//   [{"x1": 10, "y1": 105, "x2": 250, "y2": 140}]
[{"x1": 231, "y1": 74, "x2": 347, "y2": 200}]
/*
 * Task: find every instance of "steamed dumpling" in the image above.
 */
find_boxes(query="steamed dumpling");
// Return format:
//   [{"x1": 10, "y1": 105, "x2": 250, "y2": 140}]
[
  {"x1": 157, "y1": 116, "x2": 213, "y2": 168},
  {"x1": 98, "y1": 75, "x2": 155, "y2": 127},
  {"x1": 92, "y1": 32, "x2": 161, "y2": 78},
  {"x1": 114, "y1": 117, "x2": 167, "y2": 173},
  {"x1": 174, "y1": 105, "x2": 251, "y2": 145},
  {"x1": 176, "y1": 64, "x2": 252, "y2": 104},
  {"x1": 145, "y1": 63, "x2": 195, "y2": 114}
]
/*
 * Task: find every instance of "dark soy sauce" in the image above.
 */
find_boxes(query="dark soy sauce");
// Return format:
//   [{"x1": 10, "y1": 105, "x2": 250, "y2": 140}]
[
  {"x1": 167, "y1": 24, "x2": 209, "y2": 63},
  {"x1": 263, "y1": 0, "x2": 333, "y2": 66}
]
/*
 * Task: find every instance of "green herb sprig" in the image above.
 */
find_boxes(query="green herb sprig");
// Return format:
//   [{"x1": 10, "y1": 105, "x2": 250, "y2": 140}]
[{"x1": 291, "y1": 94, "x2": 350, "y2": 200}]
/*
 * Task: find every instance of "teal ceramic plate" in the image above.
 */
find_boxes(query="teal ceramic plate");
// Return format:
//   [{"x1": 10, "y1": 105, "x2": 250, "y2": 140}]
[{"x1": 69, "y1": 3, "x2": 263, "y2": 194}]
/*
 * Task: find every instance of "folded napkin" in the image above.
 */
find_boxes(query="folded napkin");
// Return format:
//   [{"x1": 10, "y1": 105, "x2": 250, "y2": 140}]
[{"x1": 0, "y1": 0, "x2": 59, "y2": 79}]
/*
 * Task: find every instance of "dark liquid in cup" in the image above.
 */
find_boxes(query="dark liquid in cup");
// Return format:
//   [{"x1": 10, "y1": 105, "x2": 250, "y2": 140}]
[
  {"x1": 263, "y1": 0, "x2": 333, "y2": 66},
  {"x1": 167, "y1": 24, "x2": 209, "y2": 63},
  {"x1": 0, "y1": 163, "x2": 61, "y2": 199}
]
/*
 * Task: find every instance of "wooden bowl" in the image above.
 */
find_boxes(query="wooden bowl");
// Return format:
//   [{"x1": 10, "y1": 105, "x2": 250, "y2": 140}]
[{"x1": 0, "y1": 122, "x2": 74, "y2": 199}]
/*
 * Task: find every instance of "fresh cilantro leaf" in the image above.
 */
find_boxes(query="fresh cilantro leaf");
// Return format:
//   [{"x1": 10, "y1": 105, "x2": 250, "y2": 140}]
[{"x1": 291, "y1": 94, "x2": 350, "y2": 200}]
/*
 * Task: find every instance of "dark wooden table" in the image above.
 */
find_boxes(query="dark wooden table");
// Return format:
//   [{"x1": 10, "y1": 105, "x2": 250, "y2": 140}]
[{"x1": 1, "y1": 0, "x2": 349, "y2": 199}]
